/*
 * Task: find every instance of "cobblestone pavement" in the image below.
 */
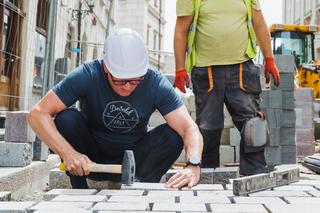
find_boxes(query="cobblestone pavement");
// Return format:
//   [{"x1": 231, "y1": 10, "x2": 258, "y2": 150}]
[{"x1": 1, "y1": 180, "x2": 320, "y2": 212}]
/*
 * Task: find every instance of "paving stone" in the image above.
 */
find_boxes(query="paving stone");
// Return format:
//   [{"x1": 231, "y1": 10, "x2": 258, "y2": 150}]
[
  {"x1": 0, "y1": 201, "x2": 36, "y2": 212},
  {"x1": 33, "y1": 137, "x2": 49, "y2": 161},
  {"x1": 0, "y1": 191, "x2": 11, "y2": 201},
  {"x1": 292, "y1": 180, "x2": 320, "y2": 185},
  {"x1": 97, "y1": 189, "x2": 144, "y2": 196},
  {"x1": 198, "y1": 168, "x2": 214, "y2": 184},
  {"x1": 284, "y1": 197, "x2": 320, "y2": 204},
  {"x1": 271, "y1": 73, "x2": 294, "y2": 90},
  {"x1": 233, "y1": 196, "x2": 286, "y2": 204},
  {"x1": 226, "y1": 184, "x2": 233, "y2": 190},
  {"x1": 307, "y1": 190, "x2": 320, "y2": 197},
  {"x1": 265, "y1": 204, "x2": 319, "y2": 213},
  {"x1": 260, "y1": 89, "x2": 270, "y2": 108},
  {"x1": 98, "y1": 212, "x2": 174, "y2": 213},
  {"x1": 273, "y1": 185, "x2": 317, "y2": 191},
  {"x1": 92, "y1": 202, "x2": 150, "y2": 211},
  {"x1": 4, "y1": 111, "x2": 36, "y2": 142},
  {"x1": 213, "y1": 167, "x2": 239, "y2": 184},
  {"x1": 147, "y1": 190, "x2": 193, "y2": 196},
  {"x1": 29, "y1": 201, "x2": 93, "y2": 211},
  {"x1": 108, "y1": 195, "x2": 174, "y2": 203},
  {"x1": 197, "y1": 190, "x2": 234, "y2": 196},
  {"x1": 181, "y1": 184, "x2": 224, "y2": 191},
  {"x1": 49, "y1": 168, "x2": 72, "y2": 189},
  {"x1": 179, "y1": 195, "x2": 231, "y2": 203},
  {"x1": 295, "y1": 128, "x2": 315, "y2": 144},
  {"x1": 294, "y1": 88, "x2": 314, "y2": 102},
  {"x1": 121, "y1": 182, "x2": 177, "y2": 190},
  {"x1": 296, "y1": 143, "x2": 315, "y2": 157},
  {"x1": 249, "y1": 190, "x2": 311, "y2": 197},
  {"x1": 221, "y1": 128, "x2": 231, "y2": 145},
  {"x1": 0, "y1": 142, "x2": 33, "y2": 167},
  {"x1": 33, "y1": 210, "x2": 91, "y2": 213},
  {"x1": 43, "y1": 189, "x2": 97, "y2": 201},
  {"x1": 209, "y1": 203, "x2": 267, "y2": 213},
  {"x1": 265, "y1": 146, "x2": 281, "y2": 166},
  {"x1": 153, "y1": 203, "x2": 207, "y2": 212},
  {"x1": 52, "y1": 194, "x2": 107, "y2": 202}
]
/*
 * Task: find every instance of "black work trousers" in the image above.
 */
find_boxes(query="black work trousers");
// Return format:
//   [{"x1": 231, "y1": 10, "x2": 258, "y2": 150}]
[
  {"x1": 54, "y1": 108, "x2": 183, "y2": 188},
  {"x1": 191, "y1": 60, "x2": 267, "y2": 175}
]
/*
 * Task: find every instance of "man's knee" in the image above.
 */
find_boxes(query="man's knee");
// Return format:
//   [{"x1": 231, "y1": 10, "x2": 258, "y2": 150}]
[{"x1": 54, "y1": 108, "x2": 84, "y2": 131}]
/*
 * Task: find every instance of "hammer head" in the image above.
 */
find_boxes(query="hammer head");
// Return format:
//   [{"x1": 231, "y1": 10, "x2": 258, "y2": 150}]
[{"x1": 121, "y1": 150, "x2": 135, "y2": 185}]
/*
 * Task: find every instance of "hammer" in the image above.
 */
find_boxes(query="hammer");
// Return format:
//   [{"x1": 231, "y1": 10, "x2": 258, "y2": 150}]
[{"x1": 59, "y1": 150, "x2": 135, "y2": 185}]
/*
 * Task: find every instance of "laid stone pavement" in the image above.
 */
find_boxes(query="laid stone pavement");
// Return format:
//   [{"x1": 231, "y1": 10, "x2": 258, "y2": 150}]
[{"x1": 1, "y1": 181, "x2": 320, "y2": 213}]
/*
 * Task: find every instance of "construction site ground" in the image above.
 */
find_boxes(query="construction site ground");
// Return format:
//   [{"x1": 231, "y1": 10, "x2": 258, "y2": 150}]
[{"x1": 1, "y1": 154, "x2": 320, "y2": 212}]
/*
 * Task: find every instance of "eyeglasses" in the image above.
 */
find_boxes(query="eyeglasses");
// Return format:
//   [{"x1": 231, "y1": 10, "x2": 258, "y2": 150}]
[{"x1": 109, "y1": 72, "x2": 144, "y2": 86}]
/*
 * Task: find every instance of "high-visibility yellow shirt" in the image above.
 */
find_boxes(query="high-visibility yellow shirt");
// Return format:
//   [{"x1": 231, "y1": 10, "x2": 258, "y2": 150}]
[{"x1": 177, "y1": 0, "x2": 261, "y2": 66}]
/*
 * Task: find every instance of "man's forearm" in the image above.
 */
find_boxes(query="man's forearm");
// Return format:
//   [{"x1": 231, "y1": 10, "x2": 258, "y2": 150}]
[
  {"x1": 174, "y1": 29, "x2": 188, "y2": 70},
  {"x1": 183, "y1": 125, "x2": 203, "y2": 160},
  {"x1": 28, "y1": 110, "x2": 75, "y2": 159}
]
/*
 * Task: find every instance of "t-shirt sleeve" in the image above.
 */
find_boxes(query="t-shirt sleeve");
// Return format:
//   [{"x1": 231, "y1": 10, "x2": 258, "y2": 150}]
[
  {"x1": 252, "y1": 0, "x2": 261, "y2": 11},
  {"x1": 52, "y1": 65, "x2": 90, "y2": 107},
  {"x1": 154, "y1": 76, "x2": 183, "y2": 116},
  {"x1": 176, "y1": 0, "x2": 194, "y2": 17}
]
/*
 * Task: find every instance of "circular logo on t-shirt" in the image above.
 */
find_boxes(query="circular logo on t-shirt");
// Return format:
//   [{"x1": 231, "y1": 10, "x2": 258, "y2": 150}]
[{"x1": 103, "y1": 101, "x2": 139, "y2": 133}]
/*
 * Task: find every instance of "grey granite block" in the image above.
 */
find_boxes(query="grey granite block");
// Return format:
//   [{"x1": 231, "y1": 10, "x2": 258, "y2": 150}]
[
  {"x1": 260, "y1": 89, "x2": 270, "y2": 108},
  {"x1": 265, "y1": 204, "x2": 319, "y2": 213},
  {"x1": 213, "y1": 167, "x2": 239, "y2": 184},
  {"x1": 265, "y1": 146, "x2": 281, "y2": 166},
  {"x1": 269, "y1": 90, "x2": 282, "y2": 109},
  {"x1": 269, "y1": 128, "x2": 280, "y2": 146},
  {"x1": 230, "y1": 128, "x2": 241, "y2": 146},
  {"x1": 29, "y1": 201, "x2": 93, "y2": 211},
  {"x1": 49, "y1": 168, "x2": 72, "y2": 189},
  {"x1": 181, "y1": 184, "x2": 224, "y2": 191},
  {"x1": 280, "y1": 128, "x2": 296, "y2": 146},
  {"x1": 281, "y1": 145, "x2": 297, "y2": 164},
  {"x1": 281, "y1": 109, "x2": 296, "y2": 127},
  {"x1": 153, "y1": 203, "x2": 207, "y2": 212},
  {"x1": 249, "y1": 190, "x2": 310, "y2": 197},
  {"x1": 4, "y1": 111, "x2": 36, "y2": 142},
  {"x1": 210, "y1": 203, "x2": 268, "y2": 213},
  {"x1": 220, "y1": 145, "x2": 235, "y2": 163},
  {"x1": 97, "y1": 189, "x2": 144, "y2": 196},
  {"x1": 233, "y1": 196, "x2": 286, "y2": 204},
  {"x1": 294, "y1": 88, "x2": 314, "y2": 102},
  {"x1": 0, "y1": 142, "x2": 33, "y2": 167},
  {"x1": 274, "y1": 55, "x2": 295, "y2": 73},
  {"x1": 0, "y1": 191, "x2": 11, "y2": 201},
  {"x1": 282, "y1": 90, "x2": 295, "y2": 109},
  {"x1": 52, "y1": 194, "x2": 107, "y2": 202},
  {"x1": 43, "y1": 189, "x2": 97, "y2": 201},
  {"x1": 0, "y1": 201, "x2": 36, "y2": 212},
  {"x1": 179, "y1": 195, "x2": 231, "y2": 203},
  {"x1": 33, "y1": 137, "x2": 49, "y2": 161},
  {"x1": 265, "y1": 109, "x2": 282, "y2": 128},
  {"x1": 295, "y1": 128, "x2": 315, "y2": 143},
  {"x1": 92, "y1": 202, "x2": 150, "y2": 211},
  {"x1": 271, "y1": 73, "x2": 294, "y2": 90}
]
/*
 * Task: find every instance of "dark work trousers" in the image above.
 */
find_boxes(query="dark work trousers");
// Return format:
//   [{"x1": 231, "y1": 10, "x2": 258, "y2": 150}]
[
  {"x1": 191, "y1": 60, "x2": 267, "y2": 175},
  {"x1": 54, "y1": 108, "x2": 183, "y2": 189}
]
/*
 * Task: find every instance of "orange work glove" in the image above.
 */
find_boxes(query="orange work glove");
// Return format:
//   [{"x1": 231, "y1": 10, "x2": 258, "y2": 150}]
[
  {"x1": 174, "y1": 68, "x2": 190, "y2": 93},
  {"x1": 265, "y1": 57, "x2": 281, "y2": 86}
]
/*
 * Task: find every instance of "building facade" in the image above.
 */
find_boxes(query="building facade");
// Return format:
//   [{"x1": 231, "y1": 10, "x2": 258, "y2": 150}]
[
  {"x1": 283, "y1": 0, "x2": 320, "y2": 59},
  {"x1": 0, "y1": 0, "x2": 116, "y2": 112}
]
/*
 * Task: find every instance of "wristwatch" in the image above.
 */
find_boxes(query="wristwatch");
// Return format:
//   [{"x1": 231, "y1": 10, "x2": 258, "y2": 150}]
[{"x1": 186, "y1": 155, "x2": 201, "y2": 166}]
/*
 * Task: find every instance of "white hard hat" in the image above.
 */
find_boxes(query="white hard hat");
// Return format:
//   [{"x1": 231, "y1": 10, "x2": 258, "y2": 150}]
[{"x1": 103, "y1": 28, "x2": 149, "y2": 79}]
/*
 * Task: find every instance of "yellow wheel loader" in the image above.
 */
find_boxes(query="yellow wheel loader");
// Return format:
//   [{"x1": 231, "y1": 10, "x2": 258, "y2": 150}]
[{"x1": 268, "y1": 24, "x2": 320, "y2": 98}]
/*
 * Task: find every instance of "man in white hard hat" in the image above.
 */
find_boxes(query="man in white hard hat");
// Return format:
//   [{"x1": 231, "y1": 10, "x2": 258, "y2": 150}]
[{"x1": 28, "y1": 28, "x2": 203, "y2": 189}]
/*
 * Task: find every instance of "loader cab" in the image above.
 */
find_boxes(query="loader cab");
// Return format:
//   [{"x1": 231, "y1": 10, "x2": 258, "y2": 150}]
[{"x1": 271, "y1": 30, "x2": 314, "y2": 68}]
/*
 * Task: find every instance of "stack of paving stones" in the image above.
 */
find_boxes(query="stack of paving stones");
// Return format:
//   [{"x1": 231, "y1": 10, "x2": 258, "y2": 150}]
[
  {"x1": 0, "y1": 111, "x2": 36, "y2": 167},
  {"x1": 294, "y1": 88, "x2": 315, "y2": 157},
  {"x1": 1, "y1": 181, "x2": 320, "y2": 212},
  {"x1": 261, "y1": 55, "x2": 297, "y2": 166}
]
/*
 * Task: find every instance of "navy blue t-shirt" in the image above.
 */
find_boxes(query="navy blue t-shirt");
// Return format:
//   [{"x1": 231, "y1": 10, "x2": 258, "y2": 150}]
[{"x1": 52, "y1": 60, "x2": 183, "y2": 145}]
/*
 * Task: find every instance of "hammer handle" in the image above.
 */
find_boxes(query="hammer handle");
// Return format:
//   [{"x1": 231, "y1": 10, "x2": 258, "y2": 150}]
[{"x1": 59, "y1": 163, "x2": 122, "y2": 174}]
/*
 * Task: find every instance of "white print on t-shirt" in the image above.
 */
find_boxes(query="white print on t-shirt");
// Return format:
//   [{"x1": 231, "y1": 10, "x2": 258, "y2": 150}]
[{"x1": 103, "y1": 101, "x2": 139, "y2": 133}]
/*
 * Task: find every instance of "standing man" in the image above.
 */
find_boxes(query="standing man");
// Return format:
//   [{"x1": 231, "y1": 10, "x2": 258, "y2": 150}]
[
  {"x1": 174, "y1": 0, "x2": 280, "y2": 175},
  {"x1": 28, "y1": 28, "x2": 203, "y2": 188}
]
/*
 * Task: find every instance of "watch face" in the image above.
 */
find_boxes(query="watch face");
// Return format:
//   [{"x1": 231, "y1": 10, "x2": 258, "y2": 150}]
[{"x1": 189, "y1": 156, "x2": 201, "y2": 165}]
